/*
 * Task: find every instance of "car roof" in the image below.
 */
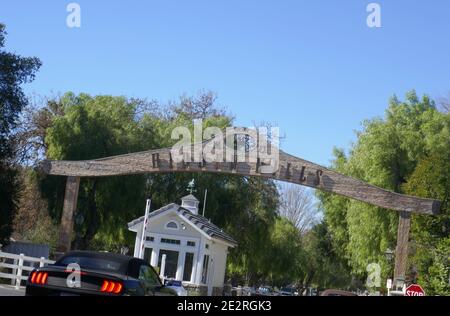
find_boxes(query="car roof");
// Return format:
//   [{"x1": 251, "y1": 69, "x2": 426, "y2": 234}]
[
  {"x1": 56, "y1": 250, "x2": 151, "y2": 278},
  {"x1": 58, "y1": 250, "x2": 134, "y2": 263}
]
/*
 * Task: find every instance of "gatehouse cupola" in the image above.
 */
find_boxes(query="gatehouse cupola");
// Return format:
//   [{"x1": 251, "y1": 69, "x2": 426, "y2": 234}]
[{"x1": 181, "y1": 194, "x2": 199, "y2": 214}]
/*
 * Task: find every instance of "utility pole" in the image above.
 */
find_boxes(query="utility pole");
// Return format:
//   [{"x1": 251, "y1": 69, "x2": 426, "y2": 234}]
[
  {"x1": 137, "y1": 199, "x2": 151, "y2": 259},
  {"x1": 203, "y1": 189, "x2": 208, "y2": 217}
]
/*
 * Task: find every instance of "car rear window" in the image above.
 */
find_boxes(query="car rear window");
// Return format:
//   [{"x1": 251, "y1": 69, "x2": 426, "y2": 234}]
[{"x1": 55, "y1": 254, "x2": 129, "y2": 274}]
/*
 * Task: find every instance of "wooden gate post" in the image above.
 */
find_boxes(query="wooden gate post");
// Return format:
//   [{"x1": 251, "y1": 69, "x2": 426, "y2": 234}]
[
  {"x1": 394, "y1": 211, "x2": 411, "y2": 281},
  {"x1": 57, "y1": 176, "x2": 80, "y2": 254}
]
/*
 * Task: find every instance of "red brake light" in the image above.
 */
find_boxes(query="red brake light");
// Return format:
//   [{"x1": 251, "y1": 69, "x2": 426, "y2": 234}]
[
  {"x1": 36, "y1": 272, "x2": 43, "y2": 284},
  {"x1": 113, "y1": 282, "x2": 123, "y2": 294},
  {"x1": 100, "y1": 279, "x2": 123, "y2": 294},
  {"x1": 100, "y1": 280, "x2": 109, "y2": 292},
  {"x1": 30, "y1": 272, "x2": 48, "y2": 285},
  {"x1": 30, "y1": 271, "x2": 37, "y2": 283},
  {"x1": 107, "y1": 282, "x2": 115, "y2": 292},
  {"x1": 41, "y1": 272, "x2": 48, "y2": 284}
]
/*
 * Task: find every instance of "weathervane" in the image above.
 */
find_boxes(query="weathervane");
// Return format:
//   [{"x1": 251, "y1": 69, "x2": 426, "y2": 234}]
[{"x1": 187, "y1": 179, "x2": 196, "y2": 194}]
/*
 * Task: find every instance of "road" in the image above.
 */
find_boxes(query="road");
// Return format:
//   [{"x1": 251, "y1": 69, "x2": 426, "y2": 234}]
[{"x1": 0, "y1": 285, "x2": 25, "y2": 296}]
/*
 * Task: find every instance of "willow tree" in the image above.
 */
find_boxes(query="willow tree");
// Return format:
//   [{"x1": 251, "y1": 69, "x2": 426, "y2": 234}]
[{"x1": 318, "y1": 91, "x2": 449, "y2": 288}]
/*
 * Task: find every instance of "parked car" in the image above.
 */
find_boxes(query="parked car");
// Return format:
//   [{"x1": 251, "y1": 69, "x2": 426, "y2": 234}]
[
  {"x1": 25, "y1": 250, "x2": 177, "y2": 296},
  {"x1": 164, "y1": 279, "x2": 188, "y2": 296},
  {"x1": 256, "y1": 286, "x2": 277, "y2": 296},
  {"x1": 320, "y1": 289, "x2": 357, "y2": 296},
  {"x1": 279, "y1": 286, "x2": 297, "y2": 296}
]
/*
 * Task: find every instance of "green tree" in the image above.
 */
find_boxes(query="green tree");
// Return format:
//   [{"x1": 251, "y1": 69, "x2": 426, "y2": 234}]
[
  {"x1": 403, "y1": 146, "x2": 450, "y2": 295},
  {"x1": 318, "y1": 91, "x2": 449, "y2": 291},
  {"x1": 302, "y1": 221, "x2": 355, "y2": 291},
  {"x1": 265, "y1": 217, "x2": 304, "y2": 286},
  {"x1": 12, "y1": 169, "x2": 58, "y2": 254},
  {"x1": 0, "y1": 24, "x2": 41, "y2": 244},
  {"x1": 42, "y1": 93, "x2": 150, "y2": 250}
]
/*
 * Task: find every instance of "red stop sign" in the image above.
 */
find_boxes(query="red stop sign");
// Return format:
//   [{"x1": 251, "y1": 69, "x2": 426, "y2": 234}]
[{"x1": 405, "y1": 284, "x2": 425, "y2": 296}]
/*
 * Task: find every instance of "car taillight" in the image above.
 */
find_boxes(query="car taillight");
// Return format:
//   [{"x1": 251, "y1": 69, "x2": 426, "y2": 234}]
[
  {"x1": 30, "y1": 271, "x2": 48, "y2": 285},
  {"x1": 100, "y1": 280, "x2": 123, "y2": 294}
]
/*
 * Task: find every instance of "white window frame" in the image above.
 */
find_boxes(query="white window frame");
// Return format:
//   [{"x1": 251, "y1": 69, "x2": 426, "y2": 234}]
[{"x1": 142, "y1": 232, "x2": 201, "y2": 283}]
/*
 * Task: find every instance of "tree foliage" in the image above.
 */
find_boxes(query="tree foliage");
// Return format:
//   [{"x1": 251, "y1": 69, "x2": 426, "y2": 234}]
[
  {"x1": 403, "y1": 148, "x2": 450, "y2": 295},
  {"x1": 318, "y1": 91, "x2": 449, "y2": 294},
  {"x1": 302, "y1": 221, "x2": 355, "y2": 291},
  {"x1": 12, "y1": 168, "x2": 58, "y2": 253},
  {"x1": 0, "y1": 24, "x2": 41, "y2": 245}
]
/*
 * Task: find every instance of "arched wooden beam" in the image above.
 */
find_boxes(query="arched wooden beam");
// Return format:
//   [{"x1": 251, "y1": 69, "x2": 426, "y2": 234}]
[{"x1": 40, "y1": 145, "x2": 440, "y2": 215}]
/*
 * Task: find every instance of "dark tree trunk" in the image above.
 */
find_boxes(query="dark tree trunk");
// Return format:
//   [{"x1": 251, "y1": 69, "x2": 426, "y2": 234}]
[{"x1": 74, "y1": 179, "x2": 99, "y2": 250}]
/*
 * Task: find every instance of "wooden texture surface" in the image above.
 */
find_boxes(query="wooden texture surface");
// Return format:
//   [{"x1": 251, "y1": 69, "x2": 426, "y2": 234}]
[
  {"x1": 394, "y1": 212, "x2": 411, "y2": 280},
  {"x1": 57, "y1": 176, "x2": 80, "y2": 253},
  {"x1": 41, "y1": 135, "x2": 441, "y2": 215}
]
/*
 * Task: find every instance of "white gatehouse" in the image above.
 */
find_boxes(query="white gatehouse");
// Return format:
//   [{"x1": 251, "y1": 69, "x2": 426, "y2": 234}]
[{"x1": 128, "y1": 194, "x2": 237, "y2": 295}]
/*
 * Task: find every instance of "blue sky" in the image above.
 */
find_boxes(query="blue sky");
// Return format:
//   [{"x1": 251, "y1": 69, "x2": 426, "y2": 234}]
[{"x1": 2, "y1": 0, "x2": 450, "y2": 166}]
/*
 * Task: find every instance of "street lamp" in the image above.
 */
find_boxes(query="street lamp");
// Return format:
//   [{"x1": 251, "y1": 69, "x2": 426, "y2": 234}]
[
  {"x1": 384, "y1": 248, "x2": 394, "y2": 262},
  {"x1": 384, "y1": 248, "x2": 394, "y2": 296}
]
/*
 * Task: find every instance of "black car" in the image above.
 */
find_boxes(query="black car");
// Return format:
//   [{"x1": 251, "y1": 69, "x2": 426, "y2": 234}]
[{"x1": 25, "y1": 250, "x2": 177, "y2": 296}]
